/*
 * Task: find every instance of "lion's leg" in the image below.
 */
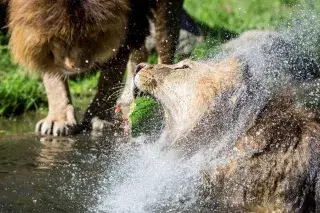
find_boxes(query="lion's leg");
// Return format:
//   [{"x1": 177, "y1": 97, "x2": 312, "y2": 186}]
[
  {"x1": 82, "y1": 49, "x2": 130, "y2": 133},
  {"x1": 153, "y1": 0, "x2": 183, "y2": 64},
  {"x1": 36, "y1": 73, "x2": 76, "y2": 136},
  {"x1": 116, "y1": 46, "x2": 148, "y2": 118}
]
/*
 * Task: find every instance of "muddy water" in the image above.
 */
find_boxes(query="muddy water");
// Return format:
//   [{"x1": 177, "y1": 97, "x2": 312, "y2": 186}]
[{"x1": 0, "y1": 112, "x2": 124, "y2": 213}]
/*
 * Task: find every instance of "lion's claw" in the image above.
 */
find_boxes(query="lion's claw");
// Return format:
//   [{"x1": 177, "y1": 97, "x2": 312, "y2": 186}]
[{"x1": 35, "y1": 119, "x2": 76, "y2": 136}]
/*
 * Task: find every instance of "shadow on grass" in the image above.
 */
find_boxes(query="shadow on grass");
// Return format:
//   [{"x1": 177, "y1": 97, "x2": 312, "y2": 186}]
[{"x1": 198, "y1": 21, "x2": 238, "y2": 43}]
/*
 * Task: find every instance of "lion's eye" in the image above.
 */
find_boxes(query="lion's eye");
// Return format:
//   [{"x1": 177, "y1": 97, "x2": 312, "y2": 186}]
[{"x1": 174, "y1": 64, "x2": 190, "y2": 70}]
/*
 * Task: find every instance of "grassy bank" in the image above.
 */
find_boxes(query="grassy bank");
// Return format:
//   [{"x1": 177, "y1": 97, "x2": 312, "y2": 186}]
[
  {"x1": 0, "y1": 33, "x2": 99, "y2": 117},
  {"x1": 185, "y1": 0, "x2": 304, "y2": 59},
  {"x1": 0, "y1": 0, "x2": 312, "y2": 131},
  {"x1": 0, "y1": 34, "x2": 47, "y2": 116}
]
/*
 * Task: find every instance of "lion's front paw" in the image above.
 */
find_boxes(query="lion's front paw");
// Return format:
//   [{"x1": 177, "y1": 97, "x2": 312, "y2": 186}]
[
  {"x1": 35, "y1": 105, "x2": 77, "y2": 136},
  {"x1": 35, "y1": 119, "x2": 76, "y2": 136}
]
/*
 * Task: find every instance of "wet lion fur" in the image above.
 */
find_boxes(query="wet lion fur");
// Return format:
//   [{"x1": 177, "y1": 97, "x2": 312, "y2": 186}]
[
  {"x1": 134, "y1": 31, "x2": 320, "y2": 211},
  {"x1": 8, "y1": 0, "x2": 130, "y2": 72}
]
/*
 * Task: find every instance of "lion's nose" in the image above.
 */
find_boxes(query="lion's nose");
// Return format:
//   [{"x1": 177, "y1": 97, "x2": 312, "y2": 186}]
[
  {"x1": 135, "y1": 63, "x2": 150, "y2": 74},
  {"x1": 65, "y1": 58, "x2": 76, "y2": 70}
]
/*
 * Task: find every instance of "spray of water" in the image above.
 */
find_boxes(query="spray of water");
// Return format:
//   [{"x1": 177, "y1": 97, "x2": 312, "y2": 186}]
[
  {"x1": 95, "y1": 137, "x2": 206, "y2": 212},
  {"x1": 94, "y1": 6, "x2": 320, "y2": 213}
]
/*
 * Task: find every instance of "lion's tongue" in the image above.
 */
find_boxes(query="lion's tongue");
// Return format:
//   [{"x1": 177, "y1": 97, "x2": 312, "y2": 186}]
[
  {"x1": 115, "y1": 105, "x2": 131, "y2": 135},
  {"x1": 115, "y1": 105, "x2": 121, "y2": 113}
]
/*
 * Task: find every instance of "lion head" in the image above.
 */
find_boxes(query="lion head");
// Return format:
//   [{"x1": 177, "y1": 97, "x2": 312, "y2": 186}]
[
  {"x1": 8, "y1": 0, "x2": 130, "y2": 74},
  {"x1": 134, "y1": 57, "x2": 243, "y2": 141}
]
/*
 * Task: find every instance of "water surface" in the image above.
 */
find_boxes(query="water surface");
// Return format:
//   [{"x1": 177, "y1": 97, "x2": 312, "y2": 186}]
[
  {"x1": 0, "y1": 112, "x2": 123, "y2": 213},
  {"x1": 0, "y1": 112, "x2": 211, "y2": 213}
]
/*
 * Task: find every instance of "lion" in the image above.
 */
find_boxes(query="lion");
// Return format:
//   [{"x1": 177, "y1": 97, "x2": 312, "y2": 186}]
[
  {"x1": 6, "y1": 0, "x2": 184, "y2": 136},
  {"x1": 134, "y1": 31, "x2": 320, "y2": 211}
]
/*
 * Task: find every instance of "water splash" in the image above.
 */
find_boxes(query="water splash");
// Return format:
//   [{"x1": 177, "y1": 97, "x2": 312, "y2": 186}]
[
  {"x1": 94, "y1": 6, "x2": 320, "y2": 213},
  {"x1": 96, "y1": 137, "x2": 206, "y2": 212}
]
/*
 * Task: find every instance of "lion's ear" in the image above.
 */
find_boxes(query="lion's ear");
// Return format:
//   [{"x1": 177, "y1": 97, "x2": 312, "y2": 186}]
[
  {"x1": 173, "y1": 64, "x2": 190, "y2": 70},
  {"x1": 174, "y1": 59, "x2": 193, "y2": 70}
]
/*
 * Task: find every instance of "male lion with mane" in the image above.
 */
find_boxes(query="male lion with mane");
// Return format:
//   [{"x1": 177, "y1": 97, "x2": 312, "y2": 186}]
[
  {"x1": 134, "y1": 31, "x2": 320, "y2": 211},
  {"x1": 6, "y1": 0, "x2": 183, "y2": 136}
]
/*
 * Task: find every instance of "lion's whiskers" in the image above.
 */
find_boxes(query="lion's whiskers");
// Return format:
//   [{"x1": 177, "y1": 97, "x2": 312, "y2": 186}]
[{"x1": 106, "y1": 89, "x2": 124, "y2": 101}]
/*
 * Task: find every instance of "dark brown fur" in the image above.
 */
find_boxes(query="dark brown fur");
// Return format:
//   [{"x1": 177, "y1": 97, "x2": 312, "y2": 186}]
[{"x1": 207, "y1": 97, "x2": 320, "y2": 212}]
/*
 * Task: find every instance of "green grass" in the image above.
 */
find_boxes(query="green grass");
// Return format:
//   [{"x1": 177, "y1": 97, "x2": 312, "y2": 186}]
[
  {"x1": 69, "y1": 73, "x2": 99, "y2": 98},
  {"x1": 0, "y1": 0, "x2": 315, "y2": 130},
  {"x1": 185, "y1": 0, "x2": 301, "y2": 34},
  {"x1": 185, "y1": 0, "x2": 311, "y2": 60},
  {"x1": 0, "y1": 33, "x2": 98, "y2": 117},
  {"x1": 0, "y1": 34, "x2": 47, "y2": 116}
]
